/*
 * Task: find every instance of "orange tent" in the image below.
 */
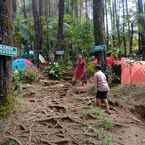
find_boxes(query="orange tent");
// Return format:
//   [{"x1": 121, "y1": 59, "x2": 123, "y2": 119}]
[{"x1": 121, "y1": 60, "x2": 145, "y2": 85}]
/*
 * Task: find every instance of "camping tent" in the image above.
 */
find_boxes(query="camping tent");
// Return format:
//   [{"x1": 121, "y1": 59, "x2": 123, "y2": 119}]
[
  {"x1": 121, "y1": 60, "x2": 145, "y2": 85},
  {"x1": 12, "y1": 58, "x2": 37, "y2": 72}
]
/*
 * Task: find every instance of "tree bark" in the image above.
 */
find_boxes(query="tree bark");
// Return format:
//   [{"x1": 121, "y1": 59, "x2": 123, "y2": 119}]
[
  {"x1": 39, "y1": 0, "x2": 43, "y2": 16},
  {"x1": 105, "y1": 0, "x2": 109, "y2": 48},
  {"x1": 32, "y1": 0, "x2": 42, "y2": 66},
  {"x1": 23, "y1": 0, "x2": 27, "y2": 18},
  {"x1": 44, "y1": 0, "x2": 48, "y2": 17},
  {"x1": 12, "y1": 0, "x2": 17, "y2": 20},
  {"x1": 93, "y1": 0, "x2": 105, "y2": 45},
  {"x1": 85, "y1": 0, "x2": 89, "y2": 20},
  {"x1": 93, "y1": 0, "x2": 106, "y2": 68},
  {"x1": 57, "y1": 0, "x2": 64, "y2": 49},
  {"x1": 125, "y1": 0, "x2": 131, "y2": 54},
  {"x1": 137, "y1": 0, "x2": 145, "y2": 60},
  {"x1": 0, "y1": 0, "x2": 13, "y2": 101},
  {"x1": 129, "y1": 22, "x2": 134, "y2": 53},
  {"x1": 114, "y1": 0, "x2": 121, "y2": 47},
  {"x1": 122, "y1": 0, "x2": 127, "y2": 56}
]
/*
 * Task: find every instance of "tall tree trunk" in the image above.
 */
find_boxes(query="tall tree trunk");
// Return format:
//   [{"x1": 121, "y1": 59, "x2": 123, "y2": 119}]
[
  {"x1": 57, "y1": 0, "x2": 64, "y2": 49},
  {"x1": 12, "y1": 0, "x2": 17, "y2": 20},
  {"x1": 125, "y1": 0, "x2": 131, "y2": 54},
  {"x1": 114, "y1": 0, "x2": 121, "y2": 47},
  {"x1": 48, "y1": 0, "x2": 51, "y2": 16},
  {"x1": 93, "y1": 0, "x2": 105, "y2": 45},
  {"x1": 23, "y1": 0, "x2": 27, "y2": 18},
  {"x1": 140, "y1": 18, "x2": 145, "y2": 60},
  {"x1": 122, "y1": 0, "x2": 127, "y2": 56},
  {"x1": 39, "y1": 0, "x2": 43, "y2": 52},
  {"x1": 138, "y1": 0, "x2": 145, "y2": 59},
  {"x1": 109, "y1": 1, "x2": 115, "y2": 47},
  {"x1": 93, "y1": 0, "x2": 105, "y2": 67},
  {"x1": 45, "y1": 0, "x2": 48, "y2": 17},
  {"x1": 129, "y1": 22, "x2": 134, "y2": 53},
  {"x1": 0, "y1": 0, "x2": 13, "y2": 101},
  {"x1": 85, "y1": 0, "x2": 89, "y2": 20},
  {"x1": 79, "y1": 2, "x2": 82, "y2": 23},
  {"x1": 32, "y1": 0, "x2": 42, "y2": 66},
  {"x1": 105, "y1": 0, "x2": 109, "y2": 48},
  {"x1": 39, "y1": 0, "x2": 43, "y2": 16}
]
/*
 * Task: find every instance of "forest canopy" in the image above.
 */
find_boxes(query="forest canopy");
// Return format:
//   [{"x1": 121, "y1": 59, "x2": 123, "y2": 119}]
[{"x1": 11, "y1": 0, "x2": 145, "y2": 62}]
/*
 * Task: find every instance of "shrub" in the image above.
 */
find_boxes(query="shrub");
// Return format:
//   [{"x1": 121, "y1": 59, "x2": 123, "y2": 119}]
[
  {"x1": 81, "y1": 106, "x2": 113, "y2": 145},
  {"x1": 12, "y1": 68, "x2": 38, "y2": 84},
  {"x1": 0, "y1": 95, "x2": 15, "y2": 118},
  {"x1": 43, "y1": 63, "x2": 64, "y2": 80},
  {"x1": 24, "y1": 68, "x2": 38, "y2": 83},
  {"x1": 87, "y1": 63, "x2": 95, "y2": 78},
  {"x1": 1, "y1": 138, "x2": 19, "y2": 145}
]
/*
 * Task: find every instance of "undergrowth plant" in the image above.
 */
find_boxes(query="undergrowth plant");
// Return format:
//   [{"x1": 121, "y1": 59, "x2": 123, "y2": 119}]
[
  {"x1": 24, "y1": 68, "x2": 38, "y2": 83},
  {"x1": 81, "y1": 106, "x2": 113, "y2": 145},
  {"x1": 87, "y1": 63, "x2": 95, "y2": 78},
  {"x1": 12, "y1": 68, "x2": 38, "y2": 84},
  {"x1": 0, "y1": 95, "x2": 15, "y2": 118},
  {"x1": 1, "y1": 139, "x2": 19, "y2": 145},
  {"x1": 43, "y1": 63, "x2": 71, "y2": 80}
]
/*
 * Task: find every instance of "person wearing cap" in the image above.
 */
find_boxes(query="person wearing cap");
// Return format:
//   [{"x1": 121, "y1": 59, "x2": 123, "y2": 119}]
[{"x1": 94, "y1": 65, "x2": 111, "y2": 114}]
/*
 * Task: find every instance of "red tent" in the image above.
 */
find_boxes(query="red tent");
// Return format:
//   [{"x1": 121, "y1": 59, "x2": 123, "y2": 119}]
[{"x1": 121, "y1": 60, "x2": 145, "y2": 85}]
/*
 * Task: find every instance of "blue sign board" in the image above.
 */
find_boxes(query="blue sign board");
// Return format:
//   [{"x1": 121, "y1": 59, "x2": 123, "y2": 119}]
[{"x1": 0, "y1": 44, "x2": 17, "y2": 57}]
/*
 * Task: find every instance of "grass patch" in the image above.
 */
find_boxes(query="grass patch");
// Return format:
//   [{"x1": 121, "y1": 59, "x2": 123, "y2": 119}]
[
  {"x1": 0, "y1": 81, "x2": 23, "y2": 119},
  {"x1": 1, "y1": 139, "x2": 19, "y2": 145},
  {"x1": 0, "y1": 95, "x2": 15, "y2": 118},
  {"x1": 81, "y1": 106, "x2": 113, "y2": 145}
]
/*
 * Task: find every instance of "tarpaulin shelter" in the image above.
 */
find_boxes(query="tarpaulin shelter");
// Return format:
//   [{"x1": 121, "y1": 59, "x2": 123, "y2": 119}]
[
  {"x1": 121, "y1": 60, "x2": 145, "y2": 85},
  {"x1": 90, "y1": 44, "x2": 107, "y2": 70},
  {"x1": 12, "y1": 58, "x2": 37, "y2": 72},
  {"x1": 90, "y1": 44, "x2": 106, "y2": 54}
]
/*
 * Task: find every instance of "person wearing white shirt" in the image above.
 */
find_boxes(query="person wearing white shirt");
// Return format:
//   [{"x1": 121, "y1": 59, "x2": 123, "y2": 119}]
[{"x1": 94, "y1": 65, "x2": 111, "y2": 114}]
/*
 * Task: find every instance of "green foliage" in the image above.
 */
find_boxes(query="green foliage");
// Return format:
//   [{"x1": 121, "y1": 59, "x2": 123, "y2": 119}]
[
  {"x1": 12, "y1": 69, "x2": 38, "y2": 84},
  {"x1": 43, "y1": 63, "x2": 63, "y2": 80},
  {"x1": 0, "y1": 95, "x2": 15, "y2": 118},
  {"x1": 14, "y1": 13, "x2": 94, "y2": 63},
  {"x1": 65, "y1": 21, "x2": 94, "y2": 57},
  {"x1": 87, "y1": 63, "x2": 95, "y2": 78},
  {"x1": 14, "y1": 16, "x2": 35, "y2": 46},
  {"x1": 81, "y1": 106, "x2": 113, "y2": 145},
  {"x1": 24, "y1": 69, "x2": 38, "y2": 83},
  {"x1": 81, "y1": 106, "x2": 113, "y2": 129},
  {"x1": 1, "y1": 139, "x2": 19, "y2": 145}
]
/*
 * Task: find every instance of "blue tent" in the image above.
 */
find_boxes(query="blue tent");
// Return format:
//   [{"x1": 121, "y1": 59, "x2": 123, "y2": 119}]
[
  {"x1": 12, "y1": 58, "x2": 34, "y2": 72},
  {"x1": 90, "y1": 44, "x2": 106, "y2": 54}
]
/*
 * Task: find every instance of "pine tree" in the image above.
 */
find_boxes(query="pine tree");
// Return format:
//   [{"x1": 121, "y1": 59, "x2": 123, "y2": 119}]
[{"x1": 0, "y1": 0, "x2": 13, "y2": 101}]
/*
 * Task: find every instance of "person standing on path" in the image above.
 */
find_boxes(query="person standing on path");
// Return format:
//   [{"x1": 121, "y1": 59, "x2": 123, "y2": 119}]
[
  {"x1": 94, "y1": 65, "x2": 111, "y2": 114},
  {"x1": 106, "y1": 53, "x2": 113, "y2": 68},
  {"x1": 72, "y1": 55, "x2": 87, "y2": 86}
]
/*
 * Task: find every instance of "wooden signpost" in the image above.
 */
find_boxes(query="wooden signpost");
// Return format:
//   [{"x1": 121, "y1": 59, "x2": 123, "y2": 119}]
[{"x1": 0, "y1": 45, "x2": 17, "y2": 57}]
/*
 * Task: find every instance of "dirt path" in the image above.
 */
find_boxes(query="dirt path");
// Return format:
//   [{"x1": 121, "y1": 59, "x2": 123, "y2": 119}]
[{"x1": 0, "y1": 80, "x2": 145, "y2": 145}]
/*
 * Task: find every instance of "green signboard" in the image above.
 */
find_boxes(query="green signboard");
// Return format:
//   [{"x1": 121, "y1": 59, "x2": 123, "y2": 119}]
[{"x1": 0, "y1": 44, "x2": 17, "y2": 57}]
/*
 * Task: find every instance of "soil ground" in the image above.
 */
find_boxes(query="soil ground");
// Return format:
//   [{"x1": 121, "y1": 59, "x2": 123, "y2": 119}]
[{"x1": 0, "y1": 78, "x2": 145, "y2": 145}]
